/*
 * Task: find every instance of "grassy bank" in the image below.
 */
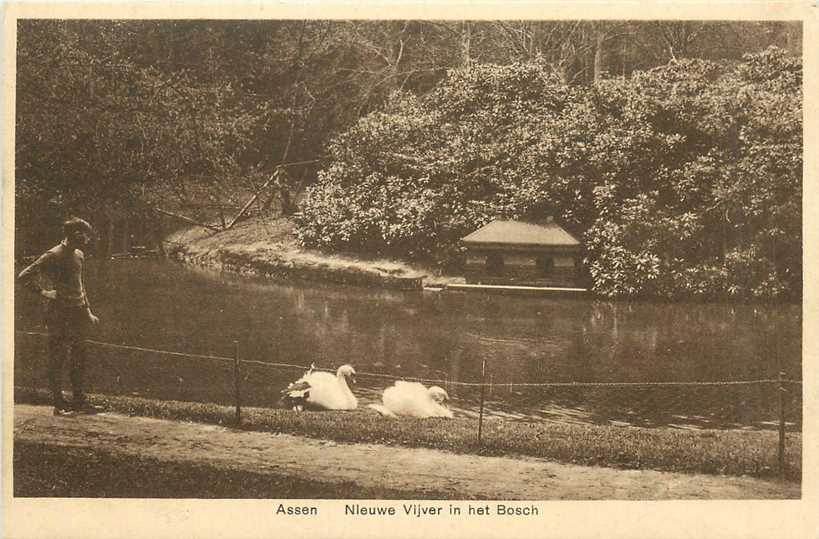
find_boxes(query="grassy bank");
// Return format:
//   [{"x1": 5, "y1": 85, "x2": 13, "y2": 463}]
[
  {"x1": 15, "y1": 388, "x2": 801, "y2": 481},
  {"x1": 165, "y1": 216, "x2": 463, "y2": 288}
]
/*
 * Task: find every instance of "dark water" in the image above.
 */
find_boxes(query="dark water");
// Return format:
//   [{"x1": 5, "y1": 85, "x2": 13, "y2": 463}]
[{"x1": 14, "y1": 258, "x2": 802, "y2": 431}]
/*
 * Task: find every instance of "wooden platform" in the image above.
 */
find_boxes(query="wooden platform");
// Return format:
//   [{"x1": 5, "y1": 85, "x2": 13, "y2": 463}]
[{"x1": 441, "y1": 283, "x2": 588, "y2": 296}]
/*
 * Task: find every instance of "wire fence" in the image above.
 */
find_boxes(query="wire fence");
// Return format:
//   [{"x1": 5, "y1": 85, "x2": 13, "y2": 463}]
[
  {"x1": 14, "y1": 328, "x2": 802, "y2": 477},
  {"x1": 14, "y1": 330, "x2": 803, "y2": 388}
]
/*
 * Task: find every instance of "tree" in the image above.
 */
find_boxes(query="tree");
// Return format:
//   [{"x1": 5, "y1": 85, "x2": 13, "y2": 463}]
[{"x1": 15, "y1": 20, "x2": 274, "y2": 252}]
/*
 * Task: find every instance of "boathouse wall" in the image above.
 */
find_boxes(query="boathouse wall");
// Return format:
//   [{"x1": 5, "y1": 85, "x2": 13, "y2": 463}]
[{"x1": 463, "y1": 247, "x2": 581, "y2": 287}]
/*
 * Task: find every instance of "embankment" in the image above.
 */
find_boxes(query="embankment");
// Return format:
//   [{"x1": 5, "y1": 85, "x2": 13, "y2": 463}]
[
  {"x1": 164, "y1": 217, "x2": 461, "y2": 289},
  {"x1": 14, "y1": 387, "x2": 802, "y2": 482},
  {"x1": 14, "y1": 404, "x2": 799, "y2": 499}
]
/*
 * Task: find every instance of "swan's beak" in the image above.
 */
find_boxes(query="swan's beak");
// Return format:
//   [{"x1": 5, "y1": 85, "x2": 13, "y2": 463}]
[{"x1": 351, "y1": 376, "x2": 357, "y2": 385}]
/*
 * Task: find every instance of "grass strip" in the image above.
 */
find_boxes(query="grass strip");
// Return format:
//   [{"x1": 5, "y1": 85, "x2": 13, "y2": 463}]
[{"x1": 15, "y1": 387, "x2": 801, "y2": 481}]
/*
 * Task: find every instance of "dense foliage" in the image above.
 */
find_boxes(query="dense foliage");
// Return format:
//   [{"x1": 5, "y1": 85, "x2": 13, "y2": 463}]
[
  {"x1": 296, "y1": 48, "x2": 802, "y2": 300},
  {"x1": 15, "y1": 21, "x2": 802, "y2": 299},
  {"x1": 16, "y1": 20, "x2": 799, "y2": 216},
  {"x1": 15, "y1": 21, "x2": 275, "y2": 255}
]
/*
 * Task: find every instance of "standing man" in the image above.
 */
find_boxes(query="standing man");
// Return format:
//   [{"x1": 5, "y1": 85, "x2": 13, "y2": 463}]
[{"x1": 18, "y1": 217, "x2": 102, "y2": 416}]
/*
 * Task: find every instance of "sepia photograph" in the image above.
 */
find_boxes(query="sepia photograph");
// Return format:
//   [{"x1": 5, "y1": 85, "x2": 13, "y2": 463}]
[{"x1": 2, "y1": 3, "x2": 816, "y2": 538}]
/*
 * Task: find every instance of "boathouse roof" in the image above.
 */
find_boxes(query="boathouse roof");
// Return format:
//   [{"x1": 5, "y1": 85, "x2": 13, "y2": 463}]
[{"x1": 461, "y1": 219, "x2": 581, "y2": 248}]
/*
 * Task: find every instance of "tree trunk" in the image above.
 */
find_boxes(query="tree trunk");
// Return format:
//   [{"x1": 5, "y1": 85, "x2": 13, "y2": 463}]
[
  {"x1": 104, "y1": 218, "x2": 115, "y2": 260},
  {"x1": 94, "y1": 214, "x2": 113, "y2": 281},
  {"x1": 280, "y1": 188, "x2": 294, "y2": 216},
  {"x1": 593, "y1": 30, "x2": 607, "y2": 82},
  {"x1": 154, "y1": 214, "x2": 167, "y2": 255},
  {"x1": 121, "y1": 217, "x2": 130, "y2": 253},
  {"x1": 461, "y1": 21, "x2": 472, "y2": 68}
]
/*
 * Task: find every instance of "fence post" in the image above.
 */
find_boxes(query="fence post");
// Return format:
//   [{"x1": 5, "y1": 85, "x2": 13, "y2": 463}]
[
  {"x1": 778, "y1": 370, "x2": 786, "y2": 479},
  {"x1": 233, "y1": 340, "x2": 241, "y2": 426},
  {"x1": 477, "y1": 359, "x2": 487, "y2": 447}
]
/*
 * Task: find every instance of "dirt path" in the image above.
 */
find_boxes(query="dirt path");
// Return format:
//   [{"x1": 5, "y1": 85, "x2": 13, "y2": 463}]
[{"x1": 13, "y1": 405, "x2": 799, "y2": 500}]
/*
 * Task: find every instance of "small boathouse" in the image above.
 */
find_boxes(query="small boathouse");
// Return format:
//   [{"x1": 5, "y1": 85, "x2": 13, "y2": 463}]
[{"x1": 460, "y1": 217, "x2": 582, "y2": 288}]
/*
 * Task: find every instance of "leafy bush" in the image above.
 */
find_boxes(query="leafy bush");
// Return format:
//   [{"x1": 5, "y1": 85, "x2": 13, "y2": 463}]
[{"x1": 296, "y1": 49, "x2": 801, "y2": 299}]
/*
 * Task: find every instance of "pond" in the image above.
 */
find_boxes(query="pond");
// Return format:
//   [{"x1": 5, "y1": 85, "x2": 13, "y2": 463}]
[{"x1": 14, "y1": 258, "x2": 802, "y2": 431}]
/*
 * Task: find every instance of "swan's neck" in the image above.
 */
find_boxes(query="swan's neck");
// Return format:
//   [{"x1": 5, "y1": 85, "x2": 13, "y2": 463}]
[{"x1": 337, "y1": 374, "x2": 356, "y2": 404}]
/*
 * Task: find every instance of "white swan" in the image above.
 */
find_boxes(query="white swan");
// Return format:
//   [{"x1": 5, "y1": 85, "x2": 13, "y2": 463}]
[
  {"x1": 282, "y1": 364, "x2": 358, "y2": 411},
  {"x1": 368, "y1": 381, "x2": 454, "y2": 418}
]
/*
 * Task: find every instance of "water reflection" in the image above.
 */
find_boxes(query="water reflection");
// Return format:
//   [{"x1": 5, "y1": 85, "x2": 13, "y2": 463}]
[{"x1": 14, "y1": 258, "x2": 802, "y2": 430}]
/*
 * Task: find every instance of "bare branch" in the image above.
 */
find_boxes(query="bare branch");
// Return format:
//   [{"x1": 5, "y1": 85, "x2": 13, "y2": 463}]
[{"x1": 154, "y1": 207, "x2": 222, "y2": 231}]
